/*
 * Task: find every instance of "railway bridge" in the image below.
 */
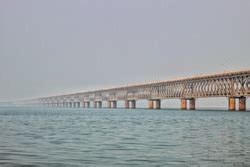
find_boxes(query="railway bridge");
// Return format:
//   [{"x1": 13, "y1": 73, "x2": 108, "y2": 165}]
[{"x1": 19, "y1": 69, "x2": 250, "y2": 111}]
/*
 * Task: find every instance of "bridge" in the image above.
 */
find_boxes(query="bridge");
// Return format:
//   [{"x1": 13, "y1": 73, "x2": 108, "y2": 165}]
[{"x1": 19, "y1": 69, "x2": 250, "y2": 111}]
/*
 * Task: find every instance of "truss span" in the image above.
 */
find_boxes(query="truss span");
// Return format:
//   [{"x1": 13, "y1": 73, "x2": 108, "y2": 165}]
[{"x1": 19, "y1": 69, "x2": 250, "y2": 111}]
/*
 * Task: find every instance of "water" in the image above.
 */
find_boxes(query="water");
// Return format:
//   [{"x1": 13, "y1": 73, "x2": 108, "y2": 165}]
[{"x1": 0, "y1": 107, "x2": 250, "y2": 166}]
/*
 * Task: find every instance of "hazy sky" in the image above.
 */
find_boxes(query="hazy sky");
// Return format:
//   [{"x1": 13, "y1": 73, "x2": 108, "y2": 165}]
[{"x1": 0, "y1": 0, "x2": 250, "y2": 101}]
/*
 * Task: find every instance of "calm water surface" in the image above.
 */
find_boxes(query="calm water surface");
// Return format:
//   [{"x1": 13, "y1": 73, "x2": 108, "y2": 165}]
[{"x1": 0, "y1": 107, "x2": 250, "y2": 166}]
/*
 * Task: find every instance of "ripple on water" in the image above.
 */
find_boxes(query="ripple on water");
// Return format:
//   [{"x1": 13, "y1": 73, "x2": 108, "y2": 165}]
[{"x1": 0, "y1": 107, "x2": 250, "y2": 166}]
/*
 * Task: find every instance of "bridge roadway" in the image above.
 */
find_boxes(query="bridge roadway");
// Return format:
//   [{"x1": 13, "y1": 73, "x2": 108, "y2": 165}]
[{"x1": 20, "y1": 69, "x2": 250, "y2": 111}]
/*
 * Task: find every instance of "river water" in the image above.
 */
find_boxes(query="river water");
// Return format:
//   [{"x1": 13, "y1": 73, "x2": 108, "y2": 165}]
[{"x1": 0, "y1": 107, "x2": 250, "y2": 166}]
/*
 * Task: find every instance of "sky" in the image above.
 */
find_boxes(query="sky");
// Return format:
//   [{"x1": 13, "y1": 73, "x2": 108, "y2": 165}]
[{"x1": 0, "y1": 0, "x2": 250, "y2": 102}]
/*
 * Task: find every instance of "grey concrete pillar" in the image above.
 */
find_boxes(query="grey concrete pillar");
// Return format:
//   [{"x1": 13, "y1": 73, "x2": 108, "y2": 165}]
[
  {"x1": 189, "y1": 98, "x2": 195, "y2": 110},
  {"x1": 107, "y1": 101, "x2": 111, "y2": 108},
  {"x1": 112, "y1": 101, "x2": 117, "y2": 108},
  {"x1": 93, "y1": 101, "x2": 97, "y2": 108},
  {"x1": 125, "y1": 100, "x2": 129, "y2": 109},
  {"x1": 155, "y1": 100, "x2": 161, "y2": 109},
  {"x1": 131, "y1": 100, "x2": 136, "y2": 109},
  {"x1": 87, "y1": 102, "x2": 90, "y2": 108},
  {"x1": 98, "y1": 101, "x2": 102, "y2": 108}
]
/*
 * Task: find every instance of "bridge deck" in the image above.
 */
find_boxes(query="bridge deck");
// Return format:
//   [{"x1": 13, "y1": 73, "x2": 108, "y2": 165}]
[{"x1": 18, "y1": 69, "x2": 250, "y2": 111}]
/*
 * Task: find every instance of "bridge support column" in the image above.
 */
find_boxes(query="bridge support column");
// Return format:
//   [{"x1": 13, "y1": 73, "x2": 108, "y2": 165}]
[
  {"x1": 107, "y1": 101, "x2": 111, "y2": 108},
  {"x1": 125, "y1": 100, "x2": 129, "y2": 109},
  {"x1": 93, "y1": 101, "x2": 97, "y2": 108},
  {"x1": 239, "y1": 97, "x2": 246, "y2": 111},
  {"x1": 87, "y1": 102, "x2": 90, "y2": 108},
  {"x1": 228, "y1": 97, "x2": 236, "y2": 111},
  {"x1": 189, "y1": 98, "x2": 195, "y2": 110},
  {"x1": 181, "y1": 99, "x2": 187, "y2": 110},
  {"x1": 131, "y1": 100, "x2": 136, "y2": 109},
  {"x1": 98, "y1": 101, "x2": 102, "y2": 108},
  {"x1": 112, "y1": 101, "x2": 117, "y2": 108},
  {"x1": 148, "y1": 100, "x2": 154, "y2": 109},
  {"x1": 155, "y1": 100, "x2": 161, "y2": 109}
]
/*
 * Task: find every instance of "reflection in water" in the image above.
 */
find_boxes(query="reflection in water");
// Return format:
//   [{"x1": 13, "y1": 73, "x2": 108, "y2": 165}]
[{"x1": 0, "y1": 107, "x2": 250, "y2": 166}]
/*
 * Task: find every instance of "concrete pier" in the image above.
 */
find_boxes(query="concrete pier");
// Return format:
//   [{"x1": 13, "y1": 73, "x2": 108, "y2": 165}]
[
  {"x1": 228, "y1": 97, "x2": 236, "y2": 111},
  {"x1": 112, "y1": 101, "x2": 117, "y2": 108},
  {"x1": 86, "y1": 102, "x2": 90, "y2": 108},
  {"x1": 148, "y1": 100, "x2": 161, "y2": 109},
  {"x1": 239, "y1": 96, "x2": 246, "y2": 111},
  {"x1": 93, "y1": 101, "x2": 97, "y2": 108},
  {"x1": 125, "y1": 100, "x2": 129, "y2": 109},
  {"x1": 97, "y1": 101, "x2": 102, "y2": 108},
  {"x1": 181, "y1": 99, "x2": 187, "y2": 110},
  {"x1": 131, "y1": 100, "x2": 136, "y2": 109},
  {"x1": 148, "y1": 100, "x2": 154, "y2": 109},
  {"x1": 189, "y1": 98, "x2": 195, "y2": 110},
  {"x1": 155, "y1": 100, "x2": 161, "y2": 109},
  {"x1": 107, "y1": 101, "x2": 111, "y2": 108}
]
